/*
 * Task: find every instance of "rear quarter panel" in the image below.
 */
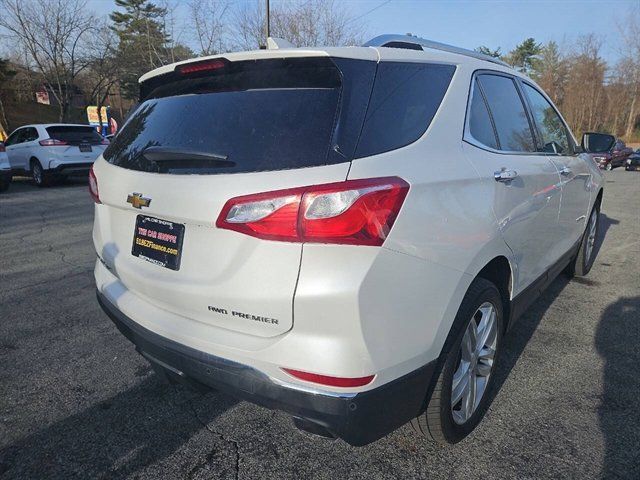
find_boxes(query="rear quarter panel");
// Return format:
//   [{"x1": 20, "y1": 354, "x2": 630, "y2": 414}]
[{"x1": 328, "y1": 59, "x2": 512, "y2": 376}]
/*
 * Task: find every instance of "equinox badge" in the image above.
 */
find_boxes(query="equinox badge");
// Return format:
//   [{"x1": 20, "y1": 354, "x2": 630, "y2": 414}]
[{"x1": 127, "y1": 193, "x2": 152, "y2": 209}]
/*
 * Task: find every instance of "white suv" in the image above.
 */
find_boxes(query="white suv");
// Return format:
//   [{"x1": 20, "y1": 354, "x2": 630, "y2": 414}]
[
  {"x1": 4, "y1": 123, "x2": 108, "y2": 187},
  {"x1": 92, "y1": 35, "x2": 604, "y2": 446}
]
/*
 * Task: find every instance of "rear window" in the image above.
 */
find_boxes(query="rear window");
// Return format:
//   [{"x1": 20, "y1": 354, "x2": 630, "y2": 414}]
[
  {"x1": 46, "y1": 126, "x2": 103, "y2": 145},
  {"x1": 355, "y1": 62, "x2": 455, "y2": 158},
  {"x1": 104, "y1": 58, "x2": 455, "y2": 175},
  {"x1": 105, "y1": 58, "x2": 375, "y2": 175}
]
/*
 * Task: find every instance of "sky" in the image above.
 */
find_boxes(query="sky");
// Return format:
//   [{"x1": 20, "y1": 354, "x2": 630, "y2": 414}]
[{"x1": 85, "y1": 0, "x2": 638, "y2": 64}]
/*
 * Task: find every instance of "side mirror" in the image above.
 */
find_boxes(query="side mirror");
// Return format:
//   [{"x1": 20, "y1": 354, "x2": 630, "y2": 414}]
[{"x1": 581, "y1": 132, "x2": 615, "y2": 153}]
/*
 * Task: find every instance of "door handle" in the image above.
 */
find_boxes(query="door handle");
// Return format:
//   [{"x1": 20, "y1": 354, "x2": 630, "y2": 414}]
[
  {"x1": 494, "y1": 168, "x2": 518, "y2": 183},
  {"x1": 559, "y1": 166, "x2": 572, "y2": 176}
]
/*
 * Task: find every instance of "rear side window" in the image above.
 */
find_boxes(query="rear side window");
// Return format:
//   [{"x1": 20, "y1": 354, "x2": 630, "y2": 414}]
[
  {"x1": 476, "y1": 74, "x2": 535, "y2": 152},
  {"x1": 23, "y1": 128, "x2": 39, "y2": 142},
  {"x1": 468, "y1": 79, "x2": 498, "y2": 150},
  {"x1": 105, "y1": 57, "x2": 375, "y2": 175},
  {"x1": 355, "y1": 62, "x2": 455, "y2": 158},
  {"x1": 522, "y1": 84, "x2": 570, "y2": 154},
  {"x1": 46, "y1": 126, "x2": 103, "y2": 145}
]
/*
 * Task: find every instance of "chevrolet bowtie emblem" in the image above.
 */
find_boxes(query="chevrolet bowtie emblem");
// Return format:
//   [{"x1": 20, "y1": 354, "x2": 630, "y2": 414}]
[{"x1": 127, "y1": 193, "x2": 151, "y2": 209}]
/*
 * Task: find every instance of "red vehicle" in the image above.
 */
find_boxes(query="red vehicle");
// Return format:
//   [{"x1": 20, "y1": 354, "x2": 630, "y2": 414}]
[{"x1": 588, "y1": 137, "x2": 634, "y2": 170}]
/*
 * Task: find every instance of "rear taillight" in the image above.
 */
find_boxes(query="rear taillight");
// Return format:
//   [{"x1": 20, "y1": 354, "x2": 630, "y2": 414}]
[
  {"x1": 89, "y1": 166, "x2": 100, "y2": 203},
  {"x1": 39, "y1": 138, "x2": 67, "y2": 146},
  {"x1": 282, "y1": 368, "x2": 375, "y2": 388},
  {"x1": 177, "y1": 58, "x2": 227, "y2": 75},
  {"x1": 216, "y1": 177, "x2": 409, "y2": 246}
]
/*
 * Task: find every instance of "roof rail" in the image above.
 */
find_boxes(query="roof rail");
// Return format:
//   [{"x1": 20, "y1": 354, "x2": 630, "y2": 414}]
[{"x1": 363, "y1": 34, "x2": 511, "y2": 68}]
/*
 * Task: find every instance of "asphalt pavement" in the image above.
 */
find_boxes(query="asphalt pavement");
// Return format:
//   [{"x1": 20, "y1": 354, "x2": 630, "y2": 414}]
[{"x1": 1, "y1": 170, "x2": 638, "y2": 479}]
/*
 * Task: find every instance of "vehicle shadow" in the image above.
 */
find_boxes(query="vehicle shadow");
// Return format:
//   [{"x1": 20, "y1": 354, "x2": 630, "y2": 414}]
[
  {"x1": 595, "y1": 296, "x2": 640, "y2": 479},
  {"x1": 0, "y1": 377, "x2": 237, "y2": 479}
]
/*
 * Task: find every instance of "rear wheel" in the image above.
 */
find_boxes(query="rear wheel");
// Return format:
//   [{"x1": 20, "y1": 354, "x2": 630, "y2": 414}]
[
  {"x1": 412, "y1": 278, "x2": 503, "y2": 444},
  {"x1": 565, "y1": 201, "x2": 600, "y2": 277},
  {"x1": 31, "y1": 159, "x2": 50, "y2": 187},
  {"x1": 605, "y1": 163, "x2": 612, "y2": 171}
]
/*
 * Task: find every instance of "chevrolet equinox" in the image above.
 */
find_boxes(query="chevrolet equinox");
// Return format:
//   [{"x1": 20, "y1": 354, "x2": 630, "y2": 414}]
[{"x1": 92, "y1": 34, "x2": 604, "y2": 446}]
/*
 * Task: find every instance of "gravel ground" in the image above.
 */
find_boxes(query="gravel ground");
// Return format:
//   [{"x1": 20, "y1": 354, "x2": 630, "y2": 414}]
[{"x1": 0, "y1": 170, "x2": 638, "y2": 479}]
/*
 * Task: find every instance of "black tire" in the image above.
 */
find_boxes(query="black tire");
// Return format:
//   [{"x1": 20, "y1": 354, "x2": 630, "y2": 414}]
[
  {"x1": 31, "y1": 159, "x2": 51, "y2": 187},
  {"x1": 0, "y1": 172, "x2": 11, "y2": 192},
  {"x1": 412, "y1": 278, "x2": 504, "y2": 444},
  {"x1": 565, "y1": 201, "x2": 600, "y2": 277},
  {"x1": 605, "y1": 163, "x2": 612, "y2": 171}
]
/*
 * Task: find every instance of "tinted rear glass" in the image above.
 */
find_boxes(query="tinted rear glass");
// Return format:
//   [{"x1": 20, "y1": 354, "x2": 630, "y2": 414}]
[
  {"x1": 105, "y1": 58, "x2": 375, "y2": 174},
  {"x1": 468, "y1": 79, "x2": 499, "y2": 149},
  {"x1": 355, "y1": 62, "x2": 455, "y2": 158},
  {"x1": 46, "y1": 126, "x2": 103, "y2": 145},
  {"x1": 477, "y1": 74, "x2": 535, "y2": 152}
]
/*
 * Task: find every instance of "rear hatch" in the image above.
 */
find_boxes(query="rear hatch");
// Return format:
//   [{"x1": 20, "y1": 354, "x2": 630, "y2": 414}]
[{"x1": 93, "y1": 54, "x2": 377, "y2": 337}]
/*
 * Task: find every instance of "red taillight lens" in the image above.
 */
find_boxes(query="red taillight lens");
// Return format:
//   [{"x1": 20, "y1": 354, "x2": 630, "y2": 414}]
[
  {"x1": 89, "y1": 166, "x2": 100, "y2": 203},
  {"x1": 39, "y1": 138, "x2": 67, "y2": 146},
  {"x1": 176, "y1": 58, "x2": 227, "y2": 75},
  {"x1": 216, "y1": 177, "x2": 409, "y2": 246},
  {"x1": 282, "y1": 368, "x2": 375, "y2": 388}
]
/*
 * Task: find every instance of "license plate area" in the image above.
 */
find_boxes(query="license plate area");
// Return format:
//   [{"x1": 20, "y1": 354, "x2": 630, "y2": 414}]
[
  {"x1": 79, "y1": 144, "x2": 92, "y2": 153},
  {"x1": 131, "y1": 215, "x2": 185, "y2": 271}
]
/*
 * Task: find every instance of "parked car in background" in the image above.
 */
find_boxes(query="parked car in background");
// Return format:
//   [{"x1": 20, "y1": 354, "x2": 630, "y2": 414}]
[
  {"x1": 625, "y1": 149, "x2": 640, "y2": 171},
  {"x1": 4, "y1": 124, "x2": 109, "y2": 187},
  {"x1": 587, "y1": 136, "x2": 634, "y2": 170},
  {"x1": 0, "y1": 142, "x2": 11, "y2": 192},
  {"x1": 92, "y1": 34, "x2": 604, "y2": 446}
]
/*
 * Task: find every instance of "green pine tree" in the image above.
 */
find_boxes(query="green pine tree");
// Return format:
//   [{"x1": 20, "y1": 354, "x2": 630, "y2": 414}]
[
  {"x1": 110, "y1": 0, "x2": 172, "y2": 100},
  {"x1": 507, "y1": 38, "x2": 543, "y2": 73}
]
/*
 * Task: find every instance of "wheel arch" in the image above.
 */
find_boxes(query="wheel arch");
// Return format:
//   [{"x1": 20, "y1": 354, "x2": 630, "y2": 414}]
[
  {"x1": 475, "y1": 256, "x2": 513, "y2": 331},
  {"x1": 595, "y1": 187, "x2": 603, "y2": 207},
  {"x1": 29, "y1": 156, "x2": 42, "y2": 171}
]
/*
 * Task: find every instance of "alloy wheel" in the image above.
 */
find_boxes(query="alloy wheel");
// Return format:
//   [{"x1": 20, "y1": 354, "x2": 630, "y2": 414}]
[
  {"x1": 33, "y1": 163, "x2": 42, "y2": 185},
  {"x1": 451, "y1": 301, "x2": 498, "y2": 425}
]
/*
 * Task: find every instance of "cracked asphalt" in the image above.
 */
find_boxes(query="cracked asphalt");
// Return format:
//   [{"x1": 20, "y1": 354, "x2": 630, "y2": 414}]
[{"x1": 1, "y1": 170, "x2": 639, "y2": 479}]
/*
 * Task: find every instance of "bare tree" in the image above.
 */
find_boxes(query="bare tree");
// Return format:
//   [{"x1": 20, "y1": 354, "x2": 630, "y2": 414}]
[
  {"x1": 80, "y1": 23, "x2": 120, "y2": 130},
  {"x1": 532, "y1": 41, "x2": 568, "y2": 108},
  {"x1": 615, "y1": 6, "x2": 640, "y2": 139},
  {"x1": 188, "y1": 0, "x2": 231, "y2": 55},
  {"x1": 0, "y1": 0, "x2": 94, "y2": 121},
  {"x1": 562, "y1": 35, "x2": 607, "y2": 134},
  {"x1": 233, "y1": 0, "x2": 365, "y2": 50}
]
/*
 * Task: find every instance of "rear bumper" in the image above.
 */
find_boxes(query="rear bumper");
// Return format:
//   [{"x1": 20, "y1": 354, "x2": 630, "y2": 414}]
[
  {"x1": 97, "y1": 290, "x2": 436, "y2": 446},
  {"x1": 49, "y1": 162, "x2": 94, "y2": 175}
]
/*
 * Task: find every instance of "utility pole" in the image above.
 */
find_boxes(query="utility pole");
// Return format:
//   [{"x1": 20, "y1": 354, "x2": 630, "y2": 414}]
[{"x1": 266, "y1": 0, "x2": 270, "y2": 40}]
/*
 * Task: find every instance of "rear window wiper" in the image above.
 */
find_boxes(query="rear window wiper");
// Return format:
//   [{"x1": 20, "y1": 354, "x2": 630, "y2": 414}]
[{"x1": 142, "y1": 146, "x2": 235, "y2": 173}]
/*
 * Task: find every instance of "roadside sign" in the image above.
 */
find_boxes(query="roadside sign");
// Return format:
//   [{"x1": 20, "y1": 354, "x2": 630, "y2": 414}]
[{"x1": 87, "y1": 106, "x2": 109, "y2": 126}]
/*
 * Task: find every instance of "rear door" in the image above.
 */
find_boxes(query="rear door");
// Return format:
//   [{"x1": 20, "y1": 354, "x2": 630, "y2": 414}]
[
  {"x1": 93, "y1": 55, "x2": 376, "y2": 338},
  {"x1": 463, "y1": 72, "x2": 562, "y2": 296},
  {"x1": 520, "y1": 81, "x2": 591, "y2": 252},
  {"x1": 20, "y1": 127, "x2": 40, "y2": 169}
]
